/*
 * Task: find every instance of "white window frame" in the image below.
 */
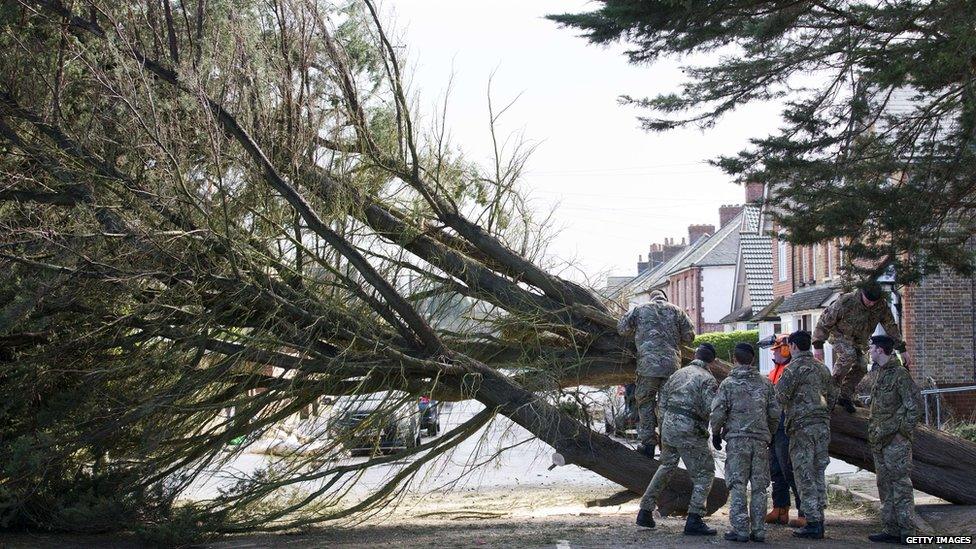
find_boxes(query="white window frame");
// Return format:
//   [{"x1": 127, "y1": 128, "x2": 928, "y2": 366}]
[{"x1": 777, "y1": 237, "x2": 788, "y2": 282}]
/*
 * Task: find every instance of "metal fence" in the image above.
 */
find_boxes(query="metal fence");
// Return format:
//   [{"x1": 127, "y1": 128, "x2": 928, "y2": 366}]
[{"x1": 920, "y1": 384, "x2": 976, "y2": 429}]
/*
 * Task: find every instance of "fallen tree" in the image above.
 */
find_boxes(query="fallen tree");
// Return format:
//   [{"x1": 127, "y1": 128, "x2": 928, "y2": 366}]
[
  {"x1": 1, "y1": 1, "x2": 972, "y2": 541},
  {"x1": 0, "y1": 1, "x2": 724, "y2": 537}
]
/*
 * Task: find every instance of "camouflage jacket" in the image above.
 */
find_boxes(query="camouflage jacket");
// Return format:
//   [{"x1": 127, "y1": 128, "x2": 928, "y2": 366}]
[
  {"x1": 617, "y1": 295, "x2": 696, "y2": 377},
  {"x1": 710, "y1": 364, "x2": 781, "y2": 443},
  {"x1": 775, "y1": 350, "x2": 839, "y2": 433},
  {"x1": 812, "y1": 291, "x2": 904, "y2": 350},
  {"x1": 869, "y1": 360, "x2": 921, "y2": 448},
  {"x1": 658, "y1": 359, "x2": 718, "y2": 448}
]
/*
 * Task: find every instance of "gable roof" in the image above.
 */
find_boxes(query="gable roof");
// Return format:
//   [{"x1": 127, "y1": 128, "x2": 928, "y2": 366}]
[
  {"x1": 776, "y1": 283, "x2": 840, "y2": 314},
  {"x1": 741, "y1": 233, "x2": 773, "y2": 310},
  {"x1": 670, "y1": 209, "x2": 744, "y2": 272}
]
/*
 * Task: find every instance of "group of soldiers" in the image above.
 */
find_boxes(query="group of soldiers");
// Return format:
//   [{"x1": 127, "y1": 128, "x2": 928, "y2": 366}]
[{"x1": 617, "y1": 281, "x2": 921, "y2": 544}]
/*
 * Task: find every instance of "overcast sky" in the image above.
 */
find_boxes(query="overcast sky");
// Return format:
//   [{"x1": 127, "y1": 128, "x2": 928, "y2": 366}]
[{"x1": 389, "y1": 0, "x2": 782, "y2": 284}]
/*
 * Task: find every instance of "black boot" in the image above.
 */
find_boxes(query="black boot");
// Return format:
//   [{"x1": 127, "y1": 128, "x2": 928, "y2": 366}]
[
  {"x1": 793, "y1": 520, "x2": 824, "y2": 539},
  {"x1": 750, "y1": 531, "x2": 766, "y2": 543},
  {"x1": 635, "y1": 443, "x2": 655, "y2": 459},
  {"x1": 868, "y1": 532, "x2": 904, "y2": 544},
  {"x1": 683, "y1": 513, "x2": 717, "y2": 536},
  {"x1": 636, "y1": 509, "x2": 655, "y2": 528},
  {"x1": 724, "y1": 531, "x2": 748, "y2": 542},
  {"x1": 837, "y1": 398, "x2": 856, "y2": 413}
]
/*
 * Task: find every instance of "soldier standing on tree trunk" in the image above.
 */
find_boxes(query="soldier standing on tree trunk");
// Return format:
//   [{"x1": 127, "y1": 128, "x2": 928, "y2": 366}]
[
  {"x1": 812, "y1": 281, "x2": 909, "y2": 413},
  {"x1": 636, "y1": 343, "x2": 718, "y2": 536},
  {"x1": 866, "y1": 335, "x2": 921, "y2": 545},
  {"x1": 776, "y1": 330, "x2": 839, "y2": 540},
  {"x1": 617, "y1": 289, "x2": 696, "y2": 457}
]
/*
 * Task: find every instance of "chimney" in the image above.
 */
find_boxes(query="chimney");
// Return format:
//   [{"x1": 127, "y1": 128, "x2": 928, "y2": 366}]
[
  {"x1": 688, "y1": 224, "x2": 715, "y2": 244},
  {"x1": 745, "y1": 181, "x2": 765, "y2": 203},
  {"x1": 638, "y1": 254, "x2": 655, "y2": 274},
  {"x1": 719, "y1": 204, "x2": 744, "y2": 228}
]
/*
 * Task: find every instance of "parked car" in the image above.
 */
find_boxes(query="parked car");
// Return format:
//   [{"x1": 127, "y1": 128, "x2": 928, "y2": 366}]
[
  {"x1": 603, "y1": 383, "x2": 638, "y2": 438},
  {"x1": 332, "y1": 391, "x2": 421, "y2": 456},
  {"x1": 418, "y1": 396, "x2": 441, "y2": 437}
]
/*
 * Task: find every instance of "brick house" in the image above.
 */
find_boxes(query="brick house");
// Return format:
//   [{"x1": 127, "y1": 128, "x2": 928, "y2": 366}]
[
  {"x1": 611, "y1": 199, "x2": 750, "y2": 334},
  {"x1": 900, "y1": 237, "x2": 976, "y2": 419},
  {"x1": 754, "y1": 180, "x2": 976, "y2": 418}
]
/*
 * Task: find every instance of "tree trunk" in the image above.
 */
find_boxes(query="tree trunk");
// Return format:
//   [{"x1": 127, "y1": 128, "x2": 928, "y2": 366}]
[
  {"x1": 829, "y1": 410, "x2": 976, "y2": 505},
  {"x1": 705, "y1": 360, "x2": 976, "y2": 505},
  {"x1": 468, "y1": 365, "x2": 728, "y2": 516}
]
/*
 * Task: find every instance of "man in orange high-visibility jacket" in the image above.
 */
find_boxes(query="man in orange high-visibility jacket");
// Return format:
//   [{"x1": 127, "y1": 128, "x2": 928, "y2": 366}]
[{"x1": 760, "y1": 335, "x2": 804, "y2": 528}]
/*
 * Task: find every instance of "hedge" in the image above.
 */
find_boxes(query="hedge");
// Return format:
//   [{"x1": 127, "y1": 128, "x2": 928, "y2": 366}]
[{"x1": 693, "y1": 329, "x2": 759, "y2": 364}]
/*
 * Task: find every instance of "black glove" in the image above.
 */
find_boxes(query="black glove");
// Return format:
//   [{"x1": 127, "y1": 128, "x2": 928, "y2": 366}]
[{"x1": 712, "y1": 432, "x2": 723, "y2": 451}]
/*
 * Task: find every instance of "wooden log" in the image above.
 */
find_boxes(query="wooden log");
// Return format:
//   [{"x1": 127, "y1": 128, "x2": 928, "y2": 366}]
[{"x1": 466, "y1": 365, "x2": 728, "y2": 516}]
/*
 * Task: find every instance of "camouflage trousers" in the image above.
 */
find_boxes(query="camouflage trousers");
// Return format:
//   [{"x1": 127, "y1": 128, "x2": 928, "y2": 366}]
[
  {"x1": 725, "y1": 438, "x2": 771, "y2": 537},
  {"x1": 831, "y1": 340, "x2": 867, "y2": 400},
  {"x1": 640, "y1": 442, "x2": 715, "y2": 516},
  {"x1": 789, "y1": 423, "x2": 830, "y2": 523},
  {"x1": 635, "y1": 375, "x2": 664, "y2": 447},
  {"x1": 873, "y1": 436, "x2": 917, "y2": 537}
]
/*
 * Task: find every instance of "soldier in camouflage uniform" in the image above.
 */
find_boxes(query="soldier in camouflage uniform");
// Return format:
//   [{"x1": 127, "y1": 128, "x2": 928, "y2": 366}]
[
  {"x1": 636, "y1": 343, "x2": 718, "y2": 536},
  {"x1": 866, "y1": 335, "x2": 921, "y2": 545},
  {"x1": 618, "y1": 289, "x2": 696, "y2": 455},
  {"x1": 776, "y1": 330, "x2": 839, "y2": 540},
  {"x1": 812, "y1": 281, "x2": 909, "y2": 413},
  {"x1": 711, "y1": 342, "x2": 781, "y2": 543}
]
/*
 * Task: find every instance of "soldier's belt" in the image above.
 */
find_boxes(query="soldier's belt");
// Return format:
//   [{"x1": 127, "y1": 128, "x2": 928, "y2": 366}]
[{"x1": 666, "y1": 405, "x2": 706, "y2": 423}]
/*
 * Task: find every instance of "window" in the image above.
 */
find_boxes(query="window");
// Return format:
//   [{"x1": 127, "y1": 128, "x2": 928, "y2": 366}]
[
  {"x1": 800, "y1": 246, "x2": 808, "y2": 284},
  {"x1": 777, "y1": 238, "x2": 788, "y2": 282},
  {"x1": 827, "y1": 241, "x2": 834, "y2": 278},
  {"x1": 799, "y1": 314, "x2": 812, "y2": 331},
  {"x1": 813, "y1": 243, "x2": 821, "y2": 281}
]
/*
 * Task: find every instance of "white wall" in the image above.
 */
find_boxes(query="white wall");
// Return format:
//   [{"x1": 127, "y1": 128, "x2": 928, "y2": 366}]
[
  {"x1": 779, "y1": 311, "x2": 835, "y2": 371},
  {"x1": 628, "y1": 292, "x2": 651, "y2": 309},
  {"x1": 701, "y1": 265, "x2": 736, "y2": 324},
  {"x1": 758, "y1": 321, "x2": 776, "y2": 375}
]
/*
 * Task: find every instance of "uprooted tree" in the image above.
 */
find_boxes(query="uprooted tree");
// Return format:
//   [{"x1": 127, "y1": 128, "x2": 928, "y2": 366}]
[
  {"x1": 0, "y1": 0, "x2": 973, "y2": 542},
  {"x1": 0, "y1": 0, "x2": 726, "y2": 538}
]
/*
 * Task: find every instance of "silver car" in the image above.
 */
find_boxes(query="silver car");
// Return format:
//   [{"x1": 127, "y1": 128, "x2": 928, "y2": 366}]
[{"x1": 332, "y1": 391, "x2": 421, "y2": 456}]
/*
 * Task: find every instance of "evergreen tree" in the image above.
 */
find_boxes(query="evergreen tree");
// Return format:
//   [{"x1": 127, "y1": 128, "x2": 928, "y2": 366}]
[{"x1": 549, "y1": 1, "x2": 976, "y2": 283}]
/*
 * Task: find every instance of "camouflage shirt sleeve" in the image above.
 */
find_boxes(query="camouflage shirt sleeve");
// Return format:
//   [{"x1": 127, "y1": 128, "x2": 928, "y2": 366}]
[
  {"x1": 709, "y1": 382, "x2": 730, "y2": 435},
  {"x1": 775, "y1": 363, "x2": 798, "y2": 407},
  {"x1": 617, "y1": 308, "x2": 636, "y2": 337},
  {"x1": 697, "y1": 375, "x2": 718, "y2": 421},
  {"x1": 813, "y1": 299, "x2": 839, "y2": 346},
  {"x1": 677, "y1": 307, "x2": 696, "y2": 345},
  {"x1": 897, "y1": 369, "x2": 921, "y2": 437},
  {"x1": 765, "y1": 380, "x2": 782, "y2": 436},
  {"x1": 878, "y1": 304, "x2": 907, "y2": 352}
]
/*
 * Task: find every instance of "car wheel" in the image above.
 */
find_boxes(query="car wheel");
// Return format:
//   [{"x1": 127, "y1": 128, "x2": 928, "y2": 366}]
[{"x1": 427, "y1": 423, "x2": 438, "y2": 437}]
